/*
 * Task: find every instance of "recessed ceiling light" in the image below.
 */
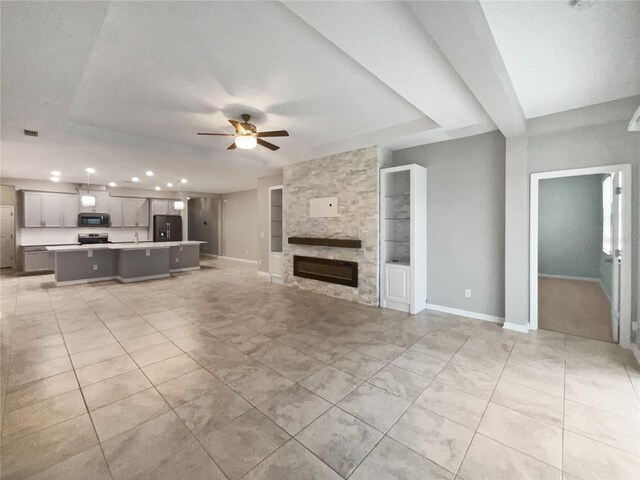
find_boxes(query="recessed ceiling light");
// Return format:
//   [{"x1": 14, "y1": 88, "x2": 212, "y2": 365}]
[
  {"x1": 51, "y1": 170, "x2": 61, "y2": 176},
  {"x1": 85, "y1": 167, "x2": 95, "y2": 174},
  {"x1": 146, "y1": 171, "x2": 154, "y2": 176},
  {"x1": 50, "y1": 176, "x2": 60, "y2": 182},
  {"x1": 180, "y1": 179, "x2": 187, "y2": 184},
  {"x1": 132, "y1": 177, "x2": 140, "y2": 182},
  {"x1": 167, "y1": 182, "x2": 173, "y2": 188},
  {"x1": 155, "y1": 186, "x2": 161, "y2": 191},
  {"x1": 109, "y1": 182, "x2": 117, "y2": 187}
]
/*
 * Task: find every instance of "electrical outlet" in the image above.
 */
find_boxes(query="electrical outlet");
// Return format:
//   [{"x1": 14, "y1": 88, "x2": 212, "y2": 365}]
[
  {"x1": 93, "y1": 265, "x2": 98, "y2": 271},
  {"x1": 465, "y1": 289, "x2": 471, "y2": 298}
]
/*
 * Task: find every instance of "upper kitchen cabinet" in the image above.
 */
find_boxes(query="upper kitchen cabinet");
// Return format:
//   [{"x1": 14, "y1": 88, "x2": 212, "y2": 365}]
[
  {"x1": 151, "y1": 199, "x2": 179, "y2": 217},
  {"x1": 121, "y1": 198, "x2": 149, "y2": 227},
  {"x1": 22, "y1": 191, "x2": 62, "y2": 227},
  {"x1": 79, "y1": 191, "x2": 110, "y2": 214},
  {"x1": 61, "y1": 194, "x2": 78, "y2": 227},
  {"x1": 109, "y1": 197, "x2": 123, "y2": 227}
]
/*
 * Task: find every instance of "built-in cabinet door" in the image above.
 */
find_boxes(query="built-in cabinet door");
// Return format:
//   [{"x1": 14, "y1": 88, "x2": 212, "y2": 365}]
[
  {"x1": 23, "y1": 192, "x2": 44, "y2": 227},
  {"x1": 42, "y1": 194, "x2": 62, "y2": 227},
  {"x1": 109, "y1": 198, "x2": 123, "y2": 227},
  {"x1": 95, "y1": 192, "x2": 110, "y2": 214},
  {"x1": 121, "y1": 198, "x2": 139, "y2": 227},
  {"x1": 270, "y1": 252, "x2": 282, "y2": 277},
  {"x1": 384, "y1": 264, "x2": 411, "y2": 304},
  {"x1": 61, "y1": 194, "x2": 78, "y2": 227},
  {"x1": 137, "y1": 199, "x2": 150, "y2": 227},
  {"x1": 151, "y1": 199, "x2": 168, "y2": 217}
]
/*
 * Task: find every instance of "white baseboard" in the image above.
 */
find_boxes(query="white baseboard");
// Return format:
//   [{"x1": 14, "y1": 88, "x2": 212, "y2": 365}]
[
  {"x1": 256, "y1": 271, "x2": 269, "y2": 277},
  {"x1": 631, "y1": 343, "x2": 640, "y2": 367},
  {"x1": 116, "y1": 273, "x2": 170, "y2": 283},
  {"x1": 270, "y1": 276, "x2": 284, "y2": 284},
  {"x1": 539, "y1": 274, "x2": 598, "y2": 282},
  {"x1": 503, "y1": 321, "x2": 530, "y2": 333},
  {"x1": 218, "y1": 256, "x2": 258, "y2": 265},
  {"x1": 169, "y1": 267, "x2": 200, "y2": 273},
  {"x1": 200, "y1": 253, "x2": 218, "y2": 258},
  {"x1": 426, "y1": 303, "x2": 504, "y2": 324}
]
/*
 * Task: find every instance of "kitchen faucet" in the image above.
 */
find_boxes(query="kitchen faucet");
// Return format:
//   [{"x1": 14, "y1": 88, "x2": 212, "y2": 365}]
[{"x1": 134, "y1": 228, "x2": 139, "y2": 244}]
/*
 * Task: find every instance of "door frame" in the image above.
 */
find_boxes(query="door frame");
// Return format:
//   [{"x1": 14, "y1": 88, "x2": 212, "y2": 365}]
[
  {"x1": 268, "y1": 185, "x2": 283, "y2": 282},
  {"x1": 529, "y1": 164, "x2": 632, "y2": 347}
]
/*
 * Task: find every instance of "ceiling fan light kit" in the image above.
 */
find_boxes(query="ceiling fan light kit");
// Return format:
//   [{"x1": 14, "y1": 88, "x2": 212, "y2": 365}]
[{"x1": 197, "y1": 113, "x2": 289, "y2": 152}]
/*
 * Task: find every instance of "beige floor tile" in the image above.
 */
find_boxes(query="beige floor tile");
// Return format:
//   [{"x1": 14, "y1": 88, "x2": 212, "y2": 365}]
[
  {"x1": 141, "y1": 353, "x2": 200, "y2": 384},
  {"x1": 228, "y1": 364, "x2": 295, "y2": 405},
  {"x1": 8, "y1": 355, "x2": 73, "y2": 388},
  {"x1": 356, "y1": 339, "x2": 406, "y2": 362},
  {"x1": 350, "y1": 436, "x2": 454, "y2": 480},
  {"x1": 156, "y1": 368, "x2": 223, "y2": 407},
  {"x1": 297, "y1": 407, "x2": 383, "y2": 478},
  {"x1": 299, "y1": 365, "x2": 362, "y2": 403},
  {"x1": 257, "y1": 385, "x2": 331, "y2": 435},
  {"x1": 501, "y1": 360, "x2": 565, "y2": 398},
  {"x1": 415, "y1": 381, "x2": 487, "y2": 429},
  {"x1": 136, "y1": 440, "x2": 227, "y2": 480},
  {"x1": 4, "y1": 370, "x2": 78, "y2": 412},
  {"x1": 564, "y1": 400, "x2": 640, "y2": 456},
  {"x1": 199, "y1": 408, "x2": 289, "y2": 480},
  {"x1": 478, "y1": 403, "x2": 563, "y2": 468},
  {"x1": 121, "y1": 332, "x2": 169, "y2": 353},
  {"x1": 82, "y1": 369, "x2": 152, "y2": 410},
  {"x1": 102, "y1": 411, "x2": 193, "y2": 480},
  {"x1": 24, "y1": 445, "x2": 111, "y2": 480},
  {"x1": 10, "y1": 343, "x2": 68, "y2": 367},
  {"x1": 129, "y1": 341, "x2": 183, "y2": 367},
  {"x1": 450, "y1": 345, "x2": 508, "y2": 376},
  {"x1": 388, "y1": 404, "x2": 473, "y2": 474},
  {"x1": 368, "y1": 364, "x2": 431, "y2": 401},
  {"x1": 338, "y1": 382, "x2": 410, "y2": 432},
  {"x1": 112, "y1": 323, "x2": 158, "y2": 341},
  {"x1": 392, "y1": 349, "x2": 447, "y2": 378},
  {"x1": 0, "y1": 414, "x2": 98, "y2": 480},
  {"x1": 410, "y1": 334, "x2": 464, "y2": 361},
  {"x1": 458, "y1": 433, "x2": 562, "y2": 480},
  {"x1": 375, "y1": 328, "x2": 422, "y2": 348},
  {"x1": 70, "y1": 342, "x2": 127, "y2": 369},
  {"x1": 563, "y1": 430, "x2": 640, "y2": 480},
  {"x1": 2, "y1": 389, "x2": 86, "y2": 439},
  {"x1": 75, "y1": 354, "x2": 138, "y2": 387},
  {"x1": 492, "y1": 378, "x2": 564, "y2": 427},
  {"x1": 332, "y1": 351, "x2": 386, "y2": 380},
  {"x1": 175, "y1": 385, "x2": 252, "y2": 436},
  {"x1": 434, "y1": 363, "x2": 498, "y2": 399}
]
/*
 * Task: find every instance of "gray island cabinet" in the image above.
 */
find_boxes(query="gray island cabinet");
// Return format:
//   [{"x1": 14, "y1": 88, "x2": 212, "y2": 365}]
[{"x1": 46, "y1": 241, "x2": 204, "y2": 285}]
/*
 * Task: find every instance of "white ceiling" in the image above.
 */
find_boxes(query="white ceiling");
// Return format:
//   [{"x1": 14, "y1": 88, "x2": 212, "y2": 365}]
[
  {"x1": 1, "y1": 1, "x2": 638, "y2": 193},
  {"x1": 480, "y1": 0, "x2": 640, "y2": 119}
]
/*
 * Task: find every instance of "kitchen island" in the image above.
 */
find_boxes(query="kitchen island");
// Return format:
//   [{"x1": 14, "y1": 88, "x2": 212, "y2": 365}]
[{"x1": 46, "y1": 241, "x2": 205, "y2": 285}]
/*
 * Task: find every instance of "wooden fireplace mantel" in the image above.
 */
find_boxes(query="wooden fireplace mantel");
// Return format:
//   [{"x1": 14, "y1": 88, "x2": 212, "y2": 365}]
[{"x1": 287, "y1": 237, "x2": 362, "y2": 249}]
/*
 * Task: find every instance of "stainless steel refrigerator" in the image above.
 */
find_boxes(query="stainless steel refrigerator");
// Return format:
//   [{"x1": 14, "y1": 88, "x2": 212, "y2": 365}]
[{"x1": 153, "y1": 215, "x2": 182, "y2": 242}]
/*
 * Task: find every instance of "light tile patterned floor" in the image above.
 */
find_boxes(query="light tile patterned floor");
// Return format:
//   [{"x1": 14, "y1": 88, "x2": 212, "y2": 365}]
[{"x1": 1, "y1": 257, "x2": 639, "y2": 480}]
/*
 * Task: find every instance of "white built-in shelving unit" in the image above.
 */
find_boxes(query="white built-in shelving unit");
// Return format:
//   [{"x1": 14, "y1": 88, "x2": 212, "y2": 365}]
[
  {"x1": 380, "y1": 164, "x2": 427, "y2": 314},
  {"x1": 269, "y1": 186, "x2": 284, "y2": 283}
]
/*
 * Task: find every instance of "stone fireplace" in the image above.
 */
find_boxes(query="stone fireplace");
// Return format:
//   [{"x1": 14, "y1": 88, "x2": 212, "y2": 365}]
[{"x1": 282, "y1": 146, "x2": 381, "y2": 306}]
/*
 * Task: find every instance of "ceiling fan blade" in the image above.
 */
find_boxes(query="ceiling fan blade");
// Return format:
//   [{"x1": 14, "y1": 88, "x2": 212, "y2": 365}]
[
  {"x1": 257, "y1": 138, "x2": 279, "y2": 151},
  {"x1": 227, "y1": 143, "x2": 237, "y2": 150},
  {"x1": 257, "y1": 130, "x2": 289, "y2": 138},
  {"x1": 197, "y1": 133, "x2": 234, "y2": 136},
  {"x1": 229, "y1": 119, "x2": 246, "y2": 135}
]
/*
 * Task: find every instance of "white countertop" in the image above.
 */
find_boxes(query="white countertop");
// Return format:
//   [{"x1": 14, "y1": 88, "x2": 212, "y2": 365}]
[{"x1": 46, "y1": 241, "x2": 205, "y2": 252}]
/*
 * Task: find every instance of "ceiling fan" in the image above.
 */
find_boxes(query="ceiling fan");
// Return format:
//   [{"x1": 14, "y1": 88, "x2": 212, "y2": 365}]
[{"x1": 197, "y1": 114, "x2": 289, "y2": 151}]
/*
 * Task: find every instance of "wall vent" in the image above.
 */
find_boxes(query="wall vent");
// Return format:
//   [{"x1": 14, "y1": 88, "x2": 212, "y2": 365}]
[{"x1": 23, "y1": 129, "x2": 38, "y2": 137}]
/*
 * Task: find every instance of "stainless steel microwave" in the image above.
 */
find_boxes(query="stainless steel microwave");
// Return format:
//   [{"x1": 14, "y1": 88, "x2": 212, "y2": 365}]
[{"x1": 77, "y1": 213, "x2": 110, "y2": 227}]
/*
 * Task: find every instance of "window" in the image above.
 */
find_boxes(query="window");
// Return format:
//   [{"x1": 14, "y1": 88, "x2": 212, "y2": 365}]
[{"x1": 602, "y1": 175, "x2": 613, "y2": 255}]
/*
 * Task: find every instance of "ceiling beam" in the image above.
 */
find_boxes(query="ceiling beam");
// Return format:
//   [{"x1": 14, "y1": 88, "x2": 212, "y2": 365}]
[{"x1": 408, "y1": 1, "x2": 527, "y2": 137}]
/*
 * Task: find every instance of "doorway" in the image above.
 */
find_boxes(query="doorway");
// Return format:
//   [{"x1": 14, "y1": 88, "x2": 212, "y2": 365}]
[
  {"x1": 530, "y1": 165, "x2": 632, "y2": 347},
  {"x1": 268, "y1": 186, "x2": 283, "y2": 283},
  {"x1": 187, "y1": 197, "x2": 220, "y2": 256},
  {"x1": 0, "y1": 206, "x2": 15, "y2": 268}
]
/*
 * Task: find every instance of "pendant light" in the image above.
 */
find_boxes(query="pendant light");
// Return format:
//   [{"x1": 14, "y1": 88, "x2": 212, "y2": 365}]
[
  {"x1": 174, "y1": 180, "x2": 185, "y2": 211},
  {"x1": 81, "y1": 169, "x2": 96, "y2": 208}
]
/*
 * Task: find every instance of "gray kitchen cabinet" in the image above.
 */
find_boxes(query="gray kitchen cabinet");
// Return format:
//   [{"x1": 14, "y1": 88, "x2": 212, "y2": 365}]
[
  {"x1": 151, "y1": 199, "x2": 168, "y2": 216},
  {"x1": 109, "y1": 197, "x2": 123, "y2": 227},
  {"x1": 23, "y1": 192, "x2": 43, "y2": 227},
  {"x1": 20, "y1": 246, "x2": 54, "y2": 272},
  {"x1": 122, "y1": 198, "x2": 149, "y2": 227},
  {"x1": 61, "y1": 194, "x2": 78, "y2": 227}
]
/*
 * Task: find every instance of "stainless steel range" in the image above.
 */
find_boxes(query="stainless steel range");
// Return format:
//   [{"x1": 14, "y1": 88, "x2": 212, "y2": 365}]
[{"x1": 78, "y1": 233, "x2": 111, "y2": 245}]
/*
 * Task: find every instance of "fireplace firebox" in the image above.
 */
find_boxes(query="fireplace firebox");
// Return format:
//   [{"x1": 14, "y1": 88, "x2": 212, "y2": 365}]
[{"x1": 293, "y1": 255, "x2": 358, "y2": 287}]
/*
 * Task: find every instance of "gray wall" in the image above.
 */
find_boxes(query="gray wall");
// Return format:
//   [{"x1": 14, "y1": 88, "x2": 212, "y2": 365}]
[
  {"x1": 538, "y1": 175, "x2": 604, "y2": 279},
  {"x1": 188, "y1": 197, "x2": 220, "y2": 255},
  {"x1": 393, "y1": 131, "x2": 506, "y2": 318},
  {"x1": 257, "y1": 174, "x2": 283, "y2": 273},
  {"x1": 221, "y1": 189, "x2": 258, "y2": 261}
]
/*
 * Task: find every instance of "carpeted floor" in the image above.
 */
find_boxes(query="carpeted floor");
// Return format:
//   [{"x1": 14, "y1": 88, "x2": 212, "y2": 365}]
[{"x1": 538, "y1": 276, "x2": 613, "y2": 343}]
